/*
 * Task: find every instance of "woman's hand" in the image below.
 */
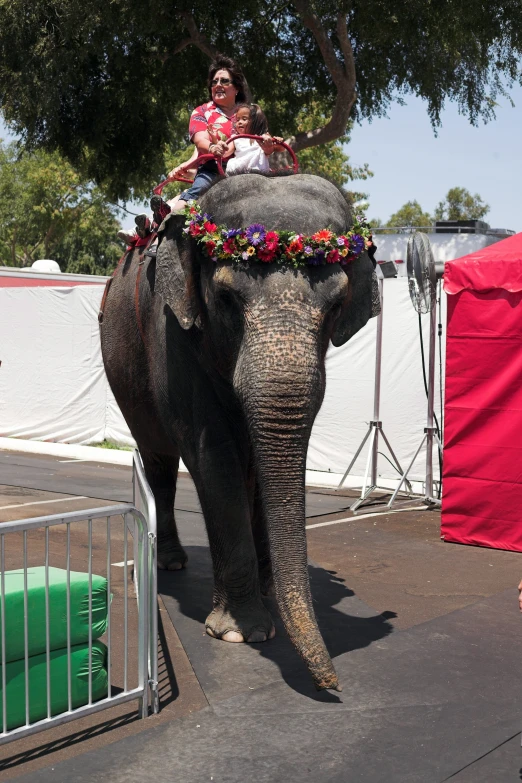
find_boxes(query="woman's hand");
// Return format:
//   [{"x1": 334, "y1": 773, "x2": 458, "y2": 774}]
[{"x1": 209, "y1": 140, "x2": 228, "y2": 157}]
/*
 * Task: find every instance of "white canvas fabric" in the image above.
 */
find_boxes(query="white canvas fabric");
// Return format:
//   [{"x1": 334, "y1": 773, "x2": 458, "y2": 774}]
[{"x1": 0, "y1": 278, "x2": 445, "y2": 481}]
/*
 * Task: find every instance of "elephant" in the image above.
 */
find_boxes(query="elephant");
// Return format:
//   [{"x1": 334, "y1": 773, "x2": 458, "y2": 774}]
[{"x1": 100, "y1": 173, "x2": 379, "y2": 691}]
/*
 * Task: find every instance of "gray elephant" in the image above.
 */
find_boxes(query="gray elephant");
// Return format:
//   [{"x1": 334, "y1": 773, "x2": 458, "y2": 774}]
[{"x1": 100, "y1": 173, "x2": 379, "y2": 691}]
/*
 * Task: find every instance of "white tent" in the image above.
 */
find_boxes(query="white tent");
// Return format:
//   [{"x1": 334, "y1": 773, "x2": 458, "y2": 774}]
[{"x1": 0, "y1": 265, "x2": 447, "y2": 488}]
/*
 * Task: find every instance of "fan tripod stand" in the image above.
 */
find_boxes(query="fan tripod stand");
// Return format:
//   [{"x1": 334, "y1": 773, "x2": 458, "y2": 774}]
[
  {"x1": 338, "y1": 278, "x2": 413, "y2": 512},
  {"x1": 388, "y1": 301, "x2": 442, "y2": 508}
]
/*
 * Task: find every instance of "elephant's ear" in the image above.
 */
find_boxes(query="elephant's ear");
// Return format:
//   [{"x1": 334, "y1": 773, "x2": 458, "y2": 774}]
[
  {"x1": 331, "y1": 252, "x2": 381, "y2": 347},
  {"x1": 155, "y1": 212, "x2": 199, "y2": 330}
]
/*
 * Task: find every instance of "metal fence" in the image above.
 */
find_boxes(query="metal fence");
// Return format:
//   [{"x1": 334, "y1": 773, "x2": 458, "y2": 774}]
[
  {"x1": 132, "y1": 449, "x2": 159, "y2": 714},
  {"x1": 0, "y1": 453, "x2": 159, "y2": 746}
]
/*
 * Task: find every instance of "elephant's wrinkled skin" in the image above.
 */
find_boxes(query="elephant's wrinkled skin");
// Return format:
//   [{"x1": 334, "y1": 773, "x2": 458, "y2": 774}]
[{"x1": 100, "y1": 174, "x2": 378, "y2": 691}]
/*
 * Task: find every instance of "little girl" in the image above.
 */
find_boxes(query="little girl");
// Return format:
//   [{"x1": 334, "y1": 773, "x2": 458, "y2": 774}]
[{"x1": 118, "y1": 104, "x2": 283, "y2": 243}]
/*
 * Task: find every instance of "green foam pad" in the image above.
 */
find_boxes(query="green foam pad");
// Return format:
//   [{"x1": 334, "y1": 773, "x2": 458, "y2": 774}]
[
  {"x1": 0, "y1": 567, "x2": 108, "y2": 664},
  {"x1": 0, "y1": 640, "x2": 108, "y2": 731}
]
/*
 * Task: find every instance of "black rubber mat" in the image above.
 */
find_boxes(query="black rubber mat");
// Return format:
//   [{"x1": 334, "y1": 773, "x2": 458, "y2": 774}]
[{"x1": 16, "y1": 589, "x2": 522, "y2": 783}]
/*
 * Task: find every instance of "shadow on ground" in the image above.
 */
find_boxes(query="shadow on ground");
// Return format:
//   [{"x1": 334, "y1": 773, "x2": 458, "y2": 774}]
[{"x1": 158, "y1": 545, "x2": 395, "y2": 702}]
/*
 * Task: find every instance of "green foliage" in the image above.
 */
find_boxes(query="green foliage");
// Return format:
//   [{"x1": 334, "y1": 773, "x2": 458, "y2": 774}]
[
  {"x1": 434, "y1": 187, "x2": 490, "y2": 221},
  {"x1": 0, "y1": 141, "x2": 123, "y2": 273},
  {"x1": 0, "y1": 1, "x2": 520, "y2": 198},
  {"x1": 386, "y1": 200, "x2": 433, "y2": 232}
]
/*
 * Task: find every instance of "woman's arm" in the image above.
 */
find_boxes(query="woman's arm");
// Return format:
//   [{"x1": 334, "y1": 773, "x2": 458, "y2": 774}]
[
  {"x1": 193, "y1": 131, "x2": 228, "y2": 157},
  {"x1": 168, "y1": 146, "x2": 199, "y2": 178}
]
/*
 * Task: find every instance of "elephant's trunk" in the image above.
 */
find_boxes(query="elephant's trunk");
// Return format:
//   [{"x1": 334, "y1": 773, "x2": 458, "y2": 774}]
[{"x1": 236, "y1": 312, "x2": 340, "y2": 691}]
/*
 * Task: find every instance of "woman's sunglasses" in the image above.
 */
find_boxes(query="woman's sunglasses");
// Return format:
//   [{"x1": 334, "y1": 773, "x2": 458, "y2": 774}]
[{"x1": 211, "y1": 77, "x2": 232, "y2": 86}]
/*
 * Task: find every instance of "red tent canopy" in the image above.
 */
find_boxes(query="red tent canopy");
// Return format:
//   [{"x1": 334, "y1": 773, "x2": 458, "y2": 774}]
[{"x1": 442, "y1": 232, "x2": 522, "y2": 551}]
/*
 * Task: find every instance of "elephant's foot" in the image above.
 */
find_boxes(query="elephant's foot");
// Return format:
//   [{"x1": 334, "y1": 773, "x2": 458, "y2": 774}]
[
  {"x1": 157, "y1": 543, "x2": 188, "y2": 571},
  {"x1": 205, "y1": 601, "x2": 275, "y2": 643}
]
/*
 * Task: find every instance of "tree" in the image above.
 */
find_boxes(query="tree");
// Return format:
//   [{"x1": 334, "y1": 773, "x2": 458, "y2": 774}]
[
  {"x1": 0, "y1": 1, "x2": 520, "y2": 198},
  {"x1": 386, "y1": 201, "x2": 433, "y2": 232},
  {"x1": 434, "y1": 187, "x2": 490, "y2": 221},
  {"x1": 0, "y1": 142, "x2": 123, "y2": 273}
]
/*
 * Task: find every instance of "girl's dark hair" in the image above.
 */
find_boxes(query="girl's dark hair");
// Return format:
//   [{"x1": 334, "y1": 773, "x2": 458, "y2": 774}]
[
  {"x1": 235, "y1": 103, "x2": 269, "y2": 136},
  {"x1": 207, "y1": 55, "x2": 250, "y2": 104}
]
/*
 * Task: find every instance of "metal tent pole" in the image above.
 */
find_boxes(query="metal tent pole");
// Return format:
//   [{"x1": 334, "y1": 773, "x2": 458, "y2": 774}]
[{"x1": 338, "y1": 278, "x2": 411, "y2": 512}]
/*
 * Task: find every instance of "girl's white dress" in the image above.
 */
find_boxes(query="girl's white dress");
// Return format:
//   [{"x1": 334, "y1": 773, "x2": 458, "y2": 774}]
[{"x1": 226, "y1": 137, "x2": 270, "y2": 175}]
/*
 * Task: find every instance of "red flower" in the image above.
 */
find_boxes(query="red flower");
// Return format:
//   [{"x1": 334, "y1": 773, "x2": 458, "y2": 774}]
[
  {"x1": 223, "y1": 238, "x2": 237, "y2": 255},
  {"x1": 203, "y1": 221, "x2": 218, "y2": 233},
  {"x1": 189, "y1": 223, "x2": 202, "y2": 236},
  {"x1": 206, "y1": 240, "x2": 216, "y2": 256},
  {"x1": 312, "y1": 229, "x2": 333, "y2": 242},
  {"x1": 288, "y1": 236, "x2": 303, "y2": 254},
  {"x1": 189, "y1": 206, "x2": 197, "y2": 215},
  {"x1": 257, "y1": 246, "x2": 277, "y2": 263},
  {"x1": 264, "y1": 231, "x2": 279, "y2": 251},
  {"x1": 326, "y1": 248, "x2": 340, "y2": 263}
]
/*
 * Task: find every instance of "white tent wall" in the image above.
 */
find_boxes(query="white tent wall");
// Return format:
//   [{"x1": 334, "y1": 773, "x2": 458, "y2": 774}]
[
  {"x1": 308, "y1": 277, "x2": 445, "y2": 486},
  {"x1": 0, "y1": 279, "x2": 445, "y2": 486}
]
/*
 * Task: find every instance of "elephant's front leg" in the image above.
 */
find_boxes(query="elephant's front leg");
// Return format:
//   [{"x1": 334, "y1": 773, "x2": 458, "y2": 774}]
[
  {"x1": 192, "y1": 439, "x2": 275, "y2": 644},
  {"x1": 251, "y1": 480, "x2": 273, "y2": 596}
]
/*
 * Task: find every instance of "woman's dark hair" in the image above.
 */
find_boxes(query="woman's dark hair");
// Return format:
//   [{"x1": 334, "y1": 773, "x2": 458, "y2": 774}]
[
  {"x1": 235, "y1": 103, "x2": 269, "y2": 136},
  {"x1": 207, "y1": 55, "x2": 250, "y2": 104}
]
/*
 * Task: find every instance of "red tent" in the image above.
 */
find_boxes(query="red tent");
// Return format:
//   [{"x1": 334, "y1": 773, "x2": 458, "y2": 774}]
[{"x1": 442, "y1": 232, "x2": 522, "y2": 551}]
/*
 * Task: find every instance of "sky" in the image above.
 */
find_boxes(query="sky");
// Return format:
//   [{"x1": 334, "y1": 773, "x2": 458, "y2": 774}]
[
  {"x1": 345, "y1": 84, "x2": 522, "y2": 232},
  {"x1": 1, "y1": 82, "x2": 520, "y2": 232}
]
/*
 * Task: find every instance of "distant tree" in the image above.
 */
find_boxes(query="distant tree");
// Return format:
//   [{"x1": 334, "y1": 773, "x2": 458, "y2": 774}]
[
  {"x1": 434, "y1": 187, "x2": 490, "y2": 221},
  {"x1": 386, "y1": 201, "x2": 433, "y2": 232},
  {"x1": 1, "y1": 1, "x2": 521, "y2": 197},
  {"x1": 0, "y1": 142, "x2": 122, "y2": 272}
]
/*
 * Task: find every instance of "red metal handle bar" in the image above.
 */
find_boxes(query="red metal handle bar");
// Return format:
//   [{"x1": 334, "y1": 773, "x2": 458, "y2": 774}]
[
  {"x1": 225, "y1": 134, "x2": 299, "y2": 174},
  {"x1": 153, "y1": 134, "x2": 298, "y2": 196}
]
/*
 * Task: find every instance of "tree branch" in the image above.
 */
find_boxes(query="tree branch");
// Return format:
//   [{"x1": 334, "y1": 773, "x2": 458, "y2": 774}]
[
  {"x1": 287, "y1": 2, "x2": 357, "y2": 151},
  {"x1": 158, "y1": 12, "x2": 219, "y2": 63}
]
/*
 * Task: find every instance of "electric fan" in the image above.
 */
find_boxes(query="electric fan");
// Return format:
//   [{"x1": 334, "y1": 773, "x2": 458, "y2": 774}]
[{"x1": 388, "y1": 233, "x2": 444, "y2": 507}]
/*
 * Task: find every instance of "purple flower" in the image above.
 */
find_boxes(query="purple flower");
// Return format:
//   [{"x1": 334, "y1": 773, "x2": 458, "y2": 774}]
[
  {"x1": 245, "y1": 224, "x2": 266, "y2": 246},
  {"x1": 337, "y1": 237, "x2": 346, "y2": 246},
  {"x1": 241, "y1": 251, "x2": 250, "y2": 261},
  {"x1": 211, "y1": 256, "x2": 218, "y2": 263},
  {"x1": 225, "y1": 228, "x2": 243, "y2": 239},
  {"x1": 350, "y1": 234, "x2": 365, "y2": 255},
  {"x1": 304, "y1": 245, "x2": 313, "y2": 256},
  {"x1": 313, "y1": 249, "x2": 325, "y2": 264}
]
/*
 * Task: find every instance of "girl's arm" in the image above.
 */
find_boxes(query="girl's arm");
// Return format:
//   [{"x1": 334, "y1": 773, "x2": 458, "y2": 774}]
[{"x1": 258, "y1": 133, "x2": 286, "y2": 156}]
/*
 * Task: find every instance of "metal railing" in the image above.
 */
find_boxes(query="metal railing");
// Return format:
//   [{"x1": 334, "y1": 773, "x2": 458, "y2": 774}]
[
  {"x1": 0, "y1": 503, "x2": 150, "y2": 746},
  {"x1": 132, "y1": 449, "x2": 159, "y2": 714}
]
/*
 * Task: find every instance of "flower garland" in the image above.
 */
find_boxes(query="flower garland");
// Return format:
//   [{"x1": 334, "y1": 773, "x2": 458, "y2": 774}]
[{"x1": 183, "y1": 202, "x2": 372, "y2": 267}]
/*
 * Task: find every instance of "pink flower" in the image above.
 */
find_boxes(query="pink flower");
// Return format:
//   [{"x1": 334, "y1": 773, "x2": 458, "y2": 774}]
[
  {"x1": 223, "y1": 238, "x2": 237, "y2": 255},
  {"x1": 326, "y1": 248, "x2": 340, "y2": 263},
  {"x1": 264, "y1": 231, "x2": 279, "y2": 251}
]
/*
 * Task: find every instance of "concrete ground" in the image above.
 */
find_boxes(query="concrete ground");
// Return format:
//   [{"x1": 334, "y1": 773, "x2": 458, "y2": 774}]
[{"x1": 0, "y1": 448, "x2": 521, "y2": 781}]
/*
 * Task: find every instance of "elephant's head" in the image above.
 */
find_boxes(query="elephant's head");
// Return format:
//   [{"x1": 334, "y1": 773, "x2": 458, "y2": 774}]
[{"x1": 155, "y1": 174, "x2": 379, "y2": 690}]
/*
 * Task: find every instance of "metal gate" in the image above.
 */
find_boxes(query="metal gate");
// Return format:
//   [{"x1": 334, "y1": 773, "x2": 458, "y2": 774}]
[{"x1": 0, "y1": 450, "x2": 159, "y2": 746}]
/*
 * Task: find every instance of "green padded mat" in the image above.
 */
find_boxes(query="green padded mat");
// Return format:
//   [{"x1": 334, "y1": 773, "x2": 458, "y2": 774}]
[
  {"x1": 0, "y1": 567, "x2": 108, "y2": 663},
  {"x1": 0, "y1": 640, "x2": 108, "y2": 731}
]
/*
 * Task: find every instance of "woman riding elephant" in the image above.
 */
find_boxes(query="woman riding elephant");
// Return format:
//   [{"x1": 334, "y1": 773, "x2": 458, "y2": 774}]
[{"x1": 120, "y1": 55, "x2": 277, "y2": 243}]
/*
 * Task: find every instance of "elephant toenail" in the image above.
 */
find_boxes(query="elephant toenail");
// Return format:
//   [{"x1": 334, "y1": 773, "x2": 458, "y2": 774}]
[
  {"x1": 206, "y1": 627, "x2": 217, "y2": 638},
  {"x1": 268, "y1": 626, "x2": 276, "y2": 639},
  {"x1": 246, "y1": 630, "x2": 267, "y2": 643},
  {"x1": 222, "y1": 630, "x2": 245, "y2": 643}
]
